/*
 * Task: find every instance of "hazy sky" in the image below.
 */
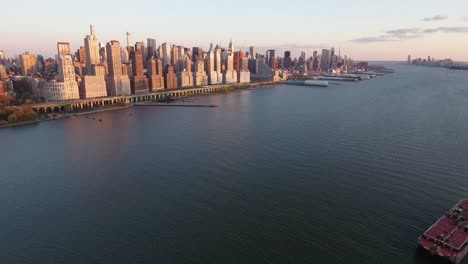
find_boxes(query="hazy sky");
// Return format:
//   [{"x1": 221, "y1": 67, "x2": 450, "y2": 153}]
[{"x1": 1, "y1": 0, "x2": 468, "y2": 61}]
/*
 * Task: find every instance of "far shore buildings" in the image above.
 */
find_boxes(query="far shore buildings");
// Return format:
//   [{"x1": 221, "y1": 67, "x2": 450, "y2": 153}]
[{"x1": 2, "y1": 30, "x2": 261, "y2": 101}]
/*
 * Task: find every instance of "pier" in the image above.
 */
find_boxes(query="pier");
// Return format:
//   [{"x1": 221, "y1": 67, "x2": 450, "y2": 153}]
[
  {"x1": 134, "y1": 103, "x2": 217, "y2": 107},
  {"x1": 286, "y1": 80, "x2": 329, "y2": 87}
]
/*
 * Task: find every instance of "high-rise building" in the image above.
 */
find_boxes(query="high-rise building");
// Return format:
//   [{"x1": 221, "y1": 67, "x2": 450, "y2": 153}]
[
  {"x1": 79, "y1": 25, "x2": 108, "y2": 98},
  {"x1": 84, "y1": 24, "x2": 100, "y2": 75},
  {"x1": 299, "y1": 51, "x2": 306, "y2": 65},
  {"x1": 312, "y1": 51, "x2": 320, "y2": 71},
  {"x1": 79, "y1": 64, "x2": 107, "y2": 99},
  {"x1": 130, "y1": 49, "x2": 149, "y2": 94},
  {"x1": 233, "y1": 51, "x2": 245, "y2": 72},
  {"x1": 171, "y1": 45, "x2": 179, "y2": 66},
  {"x1": 0, "y1": 50, "x2": 5, "y2": 60},
  {"x1": 249, "y1": 46, "x2": 256, "y2": 59},
  {"x1": 206, "y1": 44, "x2": 222, "y2": 85},
  {"x1": 147, "y1": 57, "x2": 165, "y2": 91},
  {"x1": 177, "y1": 46, "x2": 185, "y2": 61},
  {"x1": 193, "y1": 58, "x2": 207, "y2": 86},
  {"x1": 57, "y1": 42, "x2": 71, "y2": 57},
  {"x1": 222, "y1": 40, "x2": 237, "y2": 84},
  {"x1": 77, "y1": 46, "x2": 86, "y2": 64},
  {"x1": 164, "y1": 64, "x2": 178, "y2": 90},
  {"x1": 248, "y1": 59, "x2": 258, "y2": 74},
  {"x1": 321, "y1": 49, "x2": 331, "y2": 72},
  {"x1": 42, "y1": 42, "x2": 80, "y2": 101},
  {"x1": 106, "y1": 40, "x2": 131, "y2": 96},
  {"x1": 177, "y1": 55, "x2": 193, "y2": 88},
  {"x1": 283, "y1": 51, "x2": 292, "y2": 69},
  {"x1": 407, "y1": 55, "x2": 412, "y2": 63},
  {"x1": 266, "y1": 50, "x2": 276, "y2": 69},
  {"x1": 126, "y1": 32, "x2": 131, "y2": 48},
  {"x1": 238, "y1": 57, "x2": 250, "y2": 84},
  {"x1": 121, "y1": 48, "x2": 129, "y2": 63},
  {"x1": 19, "y1": 52, "x2": 37, "y2": 76},
  {"x1": 147, "y1": 38, "x2": 157, "y2": 58},
  {"x1": 214, "y1": 45, "x2": 222, "y2": 74},
  {"x1": 192, "y1": 47, "x2": 203, "y2": 62},
  {"x1": 162, "y1": 42, "x2": 171, "y2": 67}
]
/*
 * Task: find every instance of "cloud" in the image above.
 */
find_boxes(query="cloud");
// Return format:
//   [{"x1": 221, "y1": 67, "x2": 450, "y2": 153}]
[
  {"x1": 423, "y1": 27, "x2": 468, "y2": 33},
  {"x1": 350, "y1": 37, "x2": 395, "y2": 43},
  {"x1": 423, "y1": 15, "x2": 448, "y2": 21},
  {"x1": 385, "y1": 28, "x2": 422, "y2": 35},
  {"x1": 351, "y1": 26, "x2": 468, "y2": 43}
]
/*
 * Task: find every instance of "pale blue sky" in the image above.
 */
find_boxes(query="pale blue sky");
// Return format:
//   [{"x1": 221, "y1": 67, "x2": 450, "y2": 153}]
[{"x1": 1, "y1": 0, "x2": 468, "y2": 60}]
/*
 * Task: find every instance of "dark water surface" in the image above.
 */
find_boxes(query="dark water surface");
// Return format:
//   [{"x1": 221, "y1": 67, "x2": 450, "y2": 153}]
[{"x1": 1, "y1": 63, "x2": 468, "y2": 264}]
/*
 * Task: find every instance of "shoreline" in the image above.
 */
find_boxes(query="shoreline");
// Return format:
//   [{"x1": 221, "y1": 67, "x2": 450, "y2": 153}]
[{"x1": 0, "y1": 81, "x2": 277, "y2": 129}]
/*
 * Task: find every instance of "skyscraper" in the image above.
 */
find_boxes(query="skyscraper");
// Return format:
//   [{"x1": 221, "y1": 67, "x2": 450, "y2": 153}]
[
  {"x1": 162, "y1": 42, "x2": 171, "y2": 67},
  {"x1": 312, "y1": 51, "x2": 320, "y2": 71},
  {"x1": 79, "y1": 25, "x2": 107, "y2": 98},
  {"x1": 147, "y1": 57, "x2": 165, "y2": 91},
  {"x1": 57, "y1": 42, "x2": 71, "y2": 57},
  {"x1": 233, "y1": 51, "x2": 245, "y2": 72},
  {"x1": 222, "y1": 40, "x2": 236, "y2": 84},
  {"x1": 147, "y1": 38, "x2": 157, "y2": 58},
  {"x1": 177, "y1": 55, "x2": 193, "y2": 88},
  {"x1": 106, "y1": 40, "x2": 131, "y2": 96},
  {"x1": 192, "y1": 47, "x2": 203, "y2": 62},
  {"x1": 283, "y1": 51, "x2": 292, "y2": 69},
  {"x1": 171, "y1": 45, "x2": 179, "y2": 66},
  {"x1": 321, "y1": 49, "x2": 331, "y2": 72},
  {"x1": 193, "y1": 57, "x2": 207, "y2": 86},
  {"x1": 126, "y1": 32, "x2": 131, "y2": 48},
  {"x1": 249, "y1": 46, "x2": 256, "y2": 59},
  {"x1": 266, "y1": 50, "x2": 276, "y2": 69},
  {"x1": 299, "y1": 51, "x2": 306, "y2": 65},
  {"x1": 130, "y1": 49, "x2": 149, "y2": 94},
  {"x1": 164, "y1": 64, "x2": 178, "y2": 90},
  {"x1": 84, "y1": 24, "x2": 100, "y2": 75},
  {"x1": 0, "y1": 50, "x2": 5, "y2": 60},
  {"x1": 42, "y1": 42, "x2": 80, "y2": 101},
  {"x1": 206, "y1": 44, "x2": 222, "y2": 85}
]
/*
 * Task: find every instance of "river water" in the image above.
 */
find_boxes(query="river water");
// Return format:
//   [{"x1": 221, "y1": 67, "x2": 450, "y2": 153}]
[{"x1": 1, "y1": 63, "x2": 468, "y2": 263}]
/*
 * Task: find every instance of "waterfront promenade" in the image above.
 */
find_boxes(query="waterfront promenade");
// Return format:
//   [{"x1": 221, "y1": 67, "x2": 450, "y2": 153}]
[{"x1": 22, "y1": 82, "x2": 275, "y2": 114}]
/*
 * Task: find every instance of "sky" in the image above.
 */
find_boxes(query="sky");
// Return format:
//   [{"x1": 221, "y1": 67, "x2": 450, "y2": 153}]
[{"x1": 1, "y1": 0, "x2": 468, "y2": 61}]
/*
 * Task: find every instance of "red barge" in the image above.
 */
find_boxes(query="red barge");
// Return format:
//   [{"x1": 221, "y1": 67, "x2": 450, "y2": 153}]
[{"x1": 418, "y1": 199, "x2": 468, "y2": 264}]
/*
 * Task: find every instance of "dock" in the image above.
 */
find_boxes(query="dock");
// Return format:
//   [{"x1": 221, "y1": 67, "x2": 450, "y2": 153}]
[{"x1": 316, "y1": 76, "x2": 360, "y2": 82}]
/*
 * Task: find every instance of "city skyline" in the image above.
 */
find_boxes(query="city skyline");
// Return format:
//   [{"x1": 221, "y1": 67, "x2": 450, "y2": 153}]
[{"x1": 2, "y1": 0, "x2": 468, "y2": 61}]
